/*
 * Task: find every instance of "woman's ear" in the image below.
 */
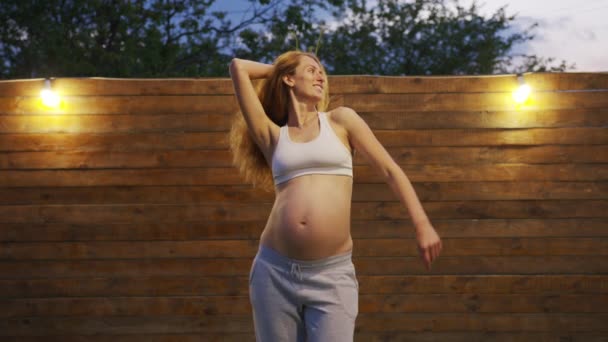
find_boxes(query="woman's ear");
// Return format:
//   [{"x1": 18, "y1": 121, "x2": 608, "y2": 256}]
[{"x1": 282, "y1": 75, "x2": 294, "y2": 88}]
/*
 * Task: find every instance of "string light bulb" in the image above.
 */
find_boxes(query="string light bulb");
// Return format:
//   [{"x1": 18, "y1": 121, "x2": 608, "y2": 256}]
[
  {"x1": 512, "y1": 73, "x2": 531, "y2": 104},
  {"x1": 41, "y1": 78, "x2": 60, "y2": 108}
]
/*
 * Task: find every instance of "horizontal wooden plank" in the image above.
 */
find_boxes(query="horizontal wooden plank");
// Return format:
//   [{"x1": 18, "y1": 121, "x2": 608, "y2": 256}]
[
  {"x1": 354, "y1": 164, "x2": 608, "y2": 182},
  {"x1": 359, "y1": 108, "x2": 608, "y2": 129},
  {"x1": 0, "y1": 78, "x2": 240, "y2": 96},
  {"x1": 2, "y1": 108, "x2": 608, "y2": 135},
  {"x1": 344, "y1": 92, "x2": 608, "y2": 112},
  {"x1": 359, "y1": 294, "x2": 608, "y2": 313},
  {"x1": 379, "y1": 146, "x2": 608, "y2": 164},
  {"x1": 0, "y1": 94, "x2": 336, "y2": 116},
  {"x1": 1, "y1": 200, "x2": 606, "y2": 224},
  {"x1": 0, "y1": 164, "x2": 605, "y2": 188},
  {"x1": 354, "y1": 182, "x2": 608, "y2": 202},
  {"x1": 0, "y1": 149, "x2": 233, "y2": 169},
  {"x1": 354, "y1": 313, "x2": 608, "y2": 332},
  {"x1": 0, "y1": 297, "x2": 256, "y2": 317},
  {"x1": 0, "y1": 334, "x2": 252, "y2": 342},
  {"x1": 2, "y1": 238, "x2": 606, "y2": 260},
  {"x1": 329, "y1": 72, "x2": 608, "y2": 94},
  {"x1": 356, "y1": 218, "x2": 608, "y2": 239},
  {"x1": 1, "y1": 129, "x2": 605, "y2": 151},
  {"x1": 0, "y1": 132, "x2": 229, "y2": 151},
  {"x1": 2, "y1": 293, "x2": 606, "y2": 318},
  {"x1": 0, "y1": 276, "x2": 249, "y2": 298},
  {"x1": 9, "y1": 112, "x2": 194, "y2": 134},
  {"x1": 0, "y1": 221, "x2": 266, "y2": 242},
  {"x1": 353, "y1": 332, "x2": 608, "y2": 342},
  {"x1": 3, "y1": 332, "x2": 608, "y2": 342},
  {"x1": 520, "y1": 72, "x2": 608, "y2": 92},
  {"x1": 1, "y1": 313, "x2": 607, "y2": 335},
  {"x1": 338, "y1": 128, "x2": 608, "y2": 147},
  {"x1": 356, "y1": 256, "x2": 608, "y2": 275},
  {"x1": 358, "y1": 275, "x2": 608, "y2": 295},
  {"x1": 2, "y1": 73, "x2": 607, "y2": 96},
  {"x1": 2, "y1": 218, "x2": 607, "y2": 243},
  {"x1": 0, "y1": 96, "x2": 242, "y2": 115},
  {"x1": 354, "y1": 238, "x2": 608, "y2": 257},
  {"x1": 332, "y1": 73, "x2": 608, "y2": 93},
  {"x1": 1, "y1": 91, "x2": 606, "y2": 116},
  {"x1": 2, "y1": 146, "x2": 607, "y2": 170},
  {"x1": 0, "y1": 259, "x2": 254, "y2": 279},
  {"x1": 0, "y1": 114, "x2": 232, "y2": 133},
  {"x1": 0, "y1": 240, "x2": 257, "y2": 260},
  {"x1": 2, "y1": 275, "x2": 606, "y2": 298},
  {"x1": 0, "y1": 256, "x2": 606, "y2": 279},
  {"x1": 0, "y1": 182, "x2": 605, "y2": 208},
  {"x1": 0, "y1": 315, "x2": 254, "y2": 335}
]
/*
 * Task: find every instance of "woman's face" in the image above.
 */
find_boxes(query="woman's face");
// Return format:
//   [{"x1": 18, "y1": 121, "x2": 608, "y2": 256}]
[{"x1": 284, "y1": 55, "x2": 326, "y2": 103}]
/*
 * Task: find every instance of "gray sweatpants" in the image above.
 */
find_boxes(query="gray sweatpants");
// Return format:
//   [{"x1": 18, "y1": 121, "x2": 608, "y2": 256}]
[{"x1": 249, "y1": 245, "x2": 359, "y2": 342}]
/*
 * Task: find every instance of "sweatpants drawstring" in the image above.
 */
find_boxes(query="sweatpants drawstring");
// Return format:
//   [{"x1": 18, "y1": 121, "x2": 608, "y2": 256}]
[{"x1": 290, "y1": 263, "x2": 302, "y2": 281}]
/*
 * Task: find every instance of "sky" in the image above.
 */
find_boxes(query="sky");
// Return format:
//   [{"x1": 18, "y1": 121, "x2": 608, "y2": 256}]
[
  {"x1": 460, "y1": 0, "x2": 608, "y2": 72},
  {"x1": 211, "y1": 0, "x2": 608, "y2": 72}
]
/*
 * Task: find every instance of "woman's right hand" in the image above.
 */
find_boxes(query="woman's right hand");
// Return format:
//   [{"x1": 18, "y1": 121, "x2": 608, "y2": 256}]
[{"x1": 415, "y1": 221, "x2": 442, "y2": 271}]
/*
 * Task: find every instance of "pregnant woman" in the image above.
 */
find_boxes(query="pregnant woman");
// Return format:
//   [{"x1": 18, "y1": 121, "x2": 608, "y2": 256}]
[{"x1": 228, "y1": 50, "x2": 442, "y2": 342}]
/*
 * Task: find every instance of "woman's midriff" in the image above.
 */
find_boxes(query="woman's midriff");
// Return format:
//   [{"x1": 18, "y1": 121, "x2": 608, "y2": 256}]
[{"x1": 259, "y1": 174, "x2": 353, "y2": 260}]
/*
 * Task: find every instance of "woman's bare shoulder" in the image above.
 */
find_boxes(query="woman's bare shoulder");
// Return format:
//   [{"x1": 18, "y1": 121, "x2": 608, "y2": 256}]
[{"x1": 326, "y1": 106, "x2": 358, "y2": 125}]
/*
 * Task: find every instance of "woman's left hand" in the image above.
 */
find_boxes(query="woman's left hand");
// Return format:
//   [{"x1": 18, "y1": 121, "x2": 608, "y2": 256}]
[{"x1": 415, "y1": 222, "x2": 442, "y2": 271}]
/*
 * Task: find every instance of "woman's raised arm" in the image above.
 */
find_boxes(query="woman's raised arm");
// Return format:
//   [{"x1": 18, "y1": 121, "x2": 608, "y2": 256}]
[{"x1": 229, "y1": 58, "x2": 276, "y2": 151}]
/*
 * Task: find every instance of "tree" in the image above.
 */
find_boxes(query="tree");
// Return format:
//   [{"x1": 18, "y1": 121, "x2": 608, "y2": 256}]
[
  {"x1": 0, "y1": 0, "x2": 280, "y2": 78},
  {"x1": 233, "y1": 0, "x2": 344, "y2": 63},
  {"x1": 235, "y1": 0, "x2": 575, "y2": 75},
  {"x1": 0, "y1": 0, "x2": 574, "y2": 78}
]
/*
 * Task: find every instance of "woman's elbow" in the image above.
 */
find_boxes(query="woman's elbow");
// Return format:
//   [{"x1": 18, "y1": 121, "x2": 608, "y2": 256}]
[
  {"x1": 384, "y1": 162, "x2": 405, "y2": 183},
  {"x1": 229, "y1": 58, "x2": 242, "y2": 75}
]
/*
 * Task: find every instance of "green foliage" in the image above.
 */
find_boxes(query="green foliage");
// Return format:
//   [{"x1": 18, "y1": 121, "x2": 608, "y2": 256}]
[
  {"x1": 233, "y1": 0, "x2": 342, "y2": 63},
  {"x1": 0, "y1": 0, "x2": 574, "y2": 78},
  {"x1": 1, "y1": 0, "x2": 239, "y2": 78},
  {"x1": 236, "y1": 0, "x2": 574, "y2": 75}
]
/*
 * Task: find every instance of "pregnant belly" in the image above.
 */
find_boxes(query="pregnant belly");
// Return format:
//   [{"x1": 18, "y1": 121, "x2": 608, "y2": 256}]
[{"x1": 264, "y1": 183, "x2": 353, "y2": 259}]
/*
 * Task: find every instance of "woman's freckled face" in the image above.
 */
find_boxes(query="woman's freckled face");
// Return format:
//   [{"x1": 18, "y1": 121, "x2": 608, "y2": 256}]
[{"x1": 290, "y1": 56, "x2": 326, "y2": 102}]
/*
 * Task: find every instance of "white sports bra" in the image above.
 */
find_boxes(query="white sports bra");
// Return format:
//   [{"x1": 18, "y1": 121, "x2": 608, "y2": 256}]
[{"x1": 271, "y1": 112, "x2": 353, "y2": 185}]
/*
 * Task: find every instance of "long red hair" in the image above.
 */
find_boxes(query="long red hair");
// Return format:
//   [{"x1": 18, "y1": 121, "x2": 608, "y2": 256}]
[{"x1": 229, "y1": 51, "x2": 330, "y2": 192}]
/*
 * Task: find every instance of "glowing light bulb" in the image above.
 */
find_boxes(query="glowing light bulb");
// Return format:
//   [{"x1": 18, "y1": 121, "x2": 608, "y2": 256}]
[
  {"x1": 512, "y1": 74, "x2": 531, "y2": 104},
  {"x1": 41, "y1": 78, "x2": 60, "y2": 108},
  {"x1": 513, "y1": 84, "x2": 531, "y2": 104}
]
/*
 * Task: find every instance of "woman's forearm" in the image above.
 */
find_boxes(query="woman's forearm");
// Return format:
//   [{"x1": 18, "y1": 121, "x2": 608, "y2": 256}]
[
  {"x1": 386, "y1": 166, "x2": 431, "y2": 232},
  {"x1": 229, "y1": 58, "x2": 274, "y2": 79}
]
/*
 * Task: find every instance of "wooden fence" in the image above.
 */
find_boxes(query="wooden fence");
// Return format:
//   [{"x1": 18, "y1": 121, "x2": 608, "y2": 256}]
[{"x1": 0, "y1": 73, "x2": 607, "y2": 341}]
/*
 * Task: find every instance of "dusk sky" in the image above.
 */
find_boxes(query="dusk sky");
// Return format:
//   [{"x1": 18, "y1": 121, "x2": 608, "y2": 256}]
[
  {"x1": 211, "y1": 0, "x2": 608, "y2": 72},
  {"x1": 462, "y1": 0, "x2": 607, "y2": 72}
]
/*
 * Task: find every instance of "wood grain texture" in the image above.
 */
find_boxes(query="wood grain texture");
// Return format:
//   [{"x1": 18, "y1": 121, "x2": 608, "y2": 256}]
[
  {"x1": 2, "y1": 293, "x2": 607, "y2": 317},
  {"x1": 1, "y1": 75, "x2": 606, "y2": 338},
  {"x1": 1, "y1": 128, "x2": 605, "y2": 151},
  {"x1": 1, "y1": 73, "x2": 607, "y2": 96},
  {"x1": 2, "y1": 332, "x2": 608, "y2": 342},
  {"x1": 2, "y1": 218, "x2": 607, "y2": 242},
  {"x1": 1, "y1": 314, "x2": 607, "y2": 335},
  {"x1": 2, "y1": 275, "x2": 606, "y2": 298},
  {"x1": 2, "y1": 238, "x2": 607, "y2": 260},
  {"x1": 0, "y1": 182, "x2": 606, "y2": 208},
  {"x1": 0, "y1": 164, "x2": 606, "y2": 189},
  {"x1": 2, "y1": 199, "x2": 608, "y2": 223},
  {"x1": 1, "y1": 256, "x2": 607, "y2": 279},
  {"x1": 1, "y1": 146, "x2": 607, "y2": 170}
]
